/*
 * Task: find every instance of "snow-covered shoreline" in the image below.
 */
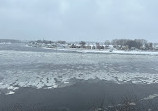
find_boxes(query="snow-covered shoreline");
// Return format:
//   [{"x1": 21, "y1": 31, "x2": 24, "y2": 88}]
[
  {"x1": 25, "y1": 44, "x2": 158, "y2": 55},
  {"x1": 53, "y1": 48, "x2": 158, "y2": 56}
]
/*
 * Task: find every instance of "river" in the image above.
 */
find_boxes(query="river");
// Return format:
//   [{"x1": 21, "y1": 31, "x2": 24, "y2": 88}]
[{"x1": 0, "y1": 43, "x2": 158, "y2": 111}]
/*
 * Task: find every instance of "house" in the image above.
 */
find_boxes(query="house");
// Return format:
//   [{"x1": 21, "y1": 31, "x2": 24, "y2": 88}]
[
  {"x1": 153, "y1": 43, "x2": 158, "y2": 50},
  {"x1": 85, "y1": 45, "x2": 91, "y2": 49}
]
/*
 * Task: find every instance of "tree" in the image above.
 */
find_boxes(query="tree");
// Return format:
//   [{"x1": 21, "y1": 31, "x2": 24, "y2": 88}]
[
  {"x1": 125, "y1": 40, "x2": 137, "y2": 49},
  {"x1": 79, "y1": 41, "x2": 86, "y2": 48},
  {"x1": 104, "y1": 40, "x2": 111, "y2": 45},
  {"x1": 149, "y1": 43, "x2": 153, "y2": 50},
  {"x1": 145, "y1": 43, "x2": 153, "y2": 50},
  {"x1": 111, "y1": 39, "x2": 129, "y2": 46},
  {"x1": 134, "y1": 39, "x2": 148, "y2": 49},
  {"x1": 57, "y1": 41, "x2": 66, "y2": 44}
]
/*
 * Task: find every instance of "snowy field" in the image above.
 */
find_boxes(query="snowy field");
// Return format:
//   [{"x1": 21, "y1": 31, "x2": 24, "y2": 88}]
[{"x1": 0, "y1": 46, "x2": 158, "y2": 95}]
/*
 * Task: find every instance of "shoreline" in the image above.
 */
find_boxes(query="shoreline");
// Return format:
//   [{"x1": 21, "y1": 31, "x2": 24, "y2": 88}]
[
  {"x1": 25, "y1": 44, "x2": 158, "y2": 56},
  {"x1": 1, "y1": 47, "x2": 158, "y2": 56},
  {"x1": 57, "y1": 48, "x2": 158, "y2": 55}
]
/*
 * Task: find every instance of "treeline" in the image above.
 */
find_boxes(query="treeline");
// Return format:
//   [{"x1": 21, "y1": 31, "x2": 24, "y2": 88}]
[
  {"x1": 79, "y1": 39, "x2": 155, "y2": 50},
  {"x1": 107, "y1": 39, "x2": 154, "y2": 50},
  {"x1": 30, "y1": 40, "x2": 66, "y2": 44},
  {"x1": 0, "y1": 39, "x2": 21, "y2": 43},
  {"x1": 28, "y1": 39, "x2": 157, "y2": 50}
]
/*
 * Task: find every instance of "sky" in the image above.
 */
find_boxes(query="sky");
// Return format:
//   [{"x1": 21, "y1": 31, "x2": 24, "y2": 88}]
[{"x1": 0, "y1": 0, "x2": 158, "y2": 42}]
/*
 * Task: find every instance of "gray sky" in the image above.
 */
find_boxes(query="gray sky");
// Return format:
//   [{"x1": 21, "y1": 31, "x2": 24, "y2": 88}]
[{"x1": 0, "y1": 0, "x2": 158, "y2": 42}]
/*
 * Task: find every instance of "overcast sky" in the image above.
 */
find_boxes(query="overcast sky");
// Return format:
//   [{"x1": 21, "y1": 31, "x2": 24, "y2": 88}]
[{"x1": 0, "y1": 0, "x2": 158, "y2": 42}]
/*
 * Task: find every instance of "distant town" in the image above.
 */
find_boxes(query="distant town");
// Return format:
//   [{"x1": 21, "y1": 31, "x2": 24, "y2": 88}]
[
  {"x1": 0, "y1": 39, "x2": 158, "y2": 51},
  {"x1": 27, "y1": 39, "x2": 158, "y2": 51}
]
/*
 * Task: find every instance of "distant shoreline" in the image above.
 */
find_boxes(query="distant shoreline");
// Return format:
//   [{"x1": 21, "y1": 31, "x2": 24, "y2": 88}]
[
  {"x1": 1, "y1": 43, "x2": 158, "y2": 56},
  {"x1": 43, "y1": 47, "x2": 158, "y2": 56}
]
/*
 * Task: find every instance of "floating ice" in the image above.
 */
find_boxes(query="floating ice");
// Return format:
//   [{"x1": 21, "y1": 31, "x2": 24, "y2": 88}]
[
  {"x1": 0, "y1": 50, "x2": 158, "y2": 95},
  {"x1": 6, "y1": 91, "x2": 15, "y2": 95},
  {"x1": 142, "y1": 94, "x2": 158, "y2": 100}
]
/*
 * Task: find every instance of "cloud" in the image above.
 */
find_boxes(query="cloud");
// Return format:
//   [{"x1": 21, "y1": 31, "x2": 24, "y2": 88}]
[
  {"x1": 0, "y1": 0, "x2": 158, "y2": 42},
  {"x1": 96, "y1": 0, "x2": 113, "y2": 15},
  {"x1": 59, "y1": 0, "x2": 70, "y2": 15}
]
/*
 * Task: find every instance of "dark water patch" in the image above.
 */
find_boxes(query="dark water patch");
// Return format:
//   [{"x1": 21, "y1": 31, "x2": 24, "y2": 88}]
[{"x1": 1, "y1": 80, "x2": 158, "y2": 111}]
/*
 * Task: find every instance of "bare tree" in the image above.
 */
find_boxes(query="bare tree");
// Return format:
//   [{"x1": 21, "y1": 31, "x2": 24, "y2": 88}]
[
  {"x1": 104, "y1": 40, "x2": 111, "y2": 46},
  {"x1": 79, "y1": 41, "x2": 86, "y2": 48}
]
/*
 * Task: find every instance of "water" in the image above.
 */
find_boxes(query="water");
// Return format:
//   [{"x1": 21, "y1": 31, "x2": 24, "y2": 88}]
[{"x1": 0, "y1": 43, "x2": 158, "y2": 111}]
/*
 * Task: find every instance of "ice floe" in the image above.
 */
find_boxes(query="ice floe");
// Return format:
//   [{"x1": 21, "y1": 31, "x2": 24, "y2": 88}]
[
  {"x1": 142, "y1": 94, "x2": 158, "y2": 100},
  {"x1": 0, "y1": 50, "x2": 158, "y2": 95}
]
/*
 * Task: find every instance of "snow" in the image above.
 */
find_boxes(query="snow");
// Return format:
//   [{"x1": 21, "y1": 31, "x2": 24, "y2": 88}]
[
  {"x1": 0, "y1": 50, "x2": 158, "y2": 95},
  {"x1": 56, "y1": 48, "x2": 158, "y2": 55},
  {"x1": 6, "y1": 91, "x2": 15, "y2": 95},
  {"x1": 142, "y1": 94, "x2": 158, "y2": 100}
]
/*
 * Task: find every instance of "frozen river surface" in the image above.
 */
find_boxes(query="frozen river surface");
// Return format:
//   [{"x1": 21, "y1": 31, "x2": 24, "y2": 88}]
[{"x1": 0, "y1": 43, "x2": 158, "y2": 95}]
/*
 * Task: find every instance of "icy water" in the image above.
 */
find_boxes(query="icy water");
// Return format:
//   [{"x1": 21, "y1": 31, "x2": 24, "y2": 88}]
[{"x1": 0, "y1": 43, "x2": 158, "y2": 111}]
